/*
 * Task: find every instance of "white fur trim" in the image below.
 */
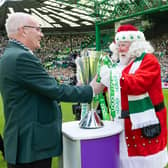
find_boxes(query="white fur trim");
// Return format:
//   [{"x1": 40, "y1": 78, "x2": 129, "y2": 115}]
[
  {"x1": 129, "y1": 60, "x2": 142, "y2": 73},
  {"x1": 115, "y1": 31, "x2": 145, "y2": 43},
  {"x1": 128, "y1": 93, "x2": 149, "y2": 101},
  {"x1": 120, "y1": 128, "x2": 168, "y2": 168},
  {"x1": 119, "y1": 118, "x2": 168, "y2": 168}
]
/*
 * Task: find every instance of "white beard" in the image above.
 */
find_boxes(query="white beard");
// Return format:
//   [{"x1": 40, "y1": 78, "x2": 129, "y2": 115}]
[{"x1": 119, "y1": 53, "x2": 131, "y2": 65}]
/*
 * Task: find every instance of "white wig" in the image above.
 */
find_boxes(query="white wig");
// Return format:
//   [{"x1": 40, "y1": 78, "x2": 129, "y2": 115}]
[
  {"x1": 128, "y1": 41, "x2": 154, "y2": 58},
  {"x1": 109, "y1": 42, "x2": 119, "y2": 62}
]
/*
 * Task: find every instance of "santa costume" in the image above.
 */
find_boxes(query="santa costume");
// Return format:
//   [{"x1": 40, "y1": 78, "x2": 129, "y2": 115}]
[{"x1": 101, "y1": 24, "x2": 168, "y2": 168}]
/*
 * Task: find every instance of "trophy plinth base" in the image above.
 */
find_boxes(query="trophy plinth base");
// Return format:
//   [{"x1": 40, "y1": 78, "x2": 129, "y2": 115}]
[{"x1": 79, "y1": 109, "x2": 104, "y2": 129}]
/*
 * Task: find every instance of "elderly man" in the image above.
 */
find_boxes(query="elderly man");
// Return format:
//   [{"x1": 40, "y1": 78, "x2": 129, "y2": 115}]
[
  {"x1": 101, "y1": 24, "x2": 168, "y2": 168},
  {"x1": 0, "y1": 12, "x2": 103, "y2": 168}
]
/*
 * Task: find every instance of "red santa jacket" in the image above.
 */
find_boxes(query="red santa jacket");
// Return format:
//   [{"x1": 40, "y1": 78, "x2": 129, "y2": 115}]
[{"x1": 120, "y1": 53, "x2": 167, "y2": 156}]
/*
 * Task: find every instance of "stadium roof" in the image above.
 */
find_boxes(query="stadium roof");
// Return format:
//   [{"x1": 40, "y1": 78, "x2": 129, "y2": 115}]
[
  {"x1": 0, "y1": 0, "x2": 99, "y2": 33},
  {"x1": 0, "y1": 0, "x2": 168, "y2": 34}
]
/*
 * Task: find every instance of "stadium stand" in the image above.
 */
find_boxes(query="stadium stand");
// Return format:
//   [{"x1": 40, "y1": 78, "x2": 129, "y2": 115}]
[{"x1": 0, "y1": 30, "x2": 168, "y2": 86}]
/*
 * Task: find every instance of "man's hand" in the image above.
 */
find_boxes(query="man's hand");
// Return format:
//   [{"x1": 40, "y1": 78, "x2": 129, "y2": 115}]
[{"x1": 90, "y1": 75, "x2": 105, "y2": 95}]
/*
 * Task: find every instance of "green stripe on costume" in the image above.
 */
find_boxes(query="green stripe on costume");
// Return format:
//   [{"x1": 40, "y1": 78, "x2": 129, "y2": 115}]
[{"x1": 128, "y1": 96, "x2": 154, "y2": 114}]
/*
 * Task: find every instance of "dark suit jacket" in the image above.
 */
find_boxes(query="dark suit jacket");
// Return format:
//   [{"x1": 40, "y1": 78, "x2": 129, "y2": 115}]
[{"x1": 0, "y1": 41, "x2": 93, "y2": 164}]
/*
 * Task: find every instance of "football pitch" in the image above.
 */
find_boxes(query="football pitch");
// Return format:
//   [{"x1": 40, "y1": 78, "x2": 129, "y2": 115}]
[{"x1": 0, "y1": 89, "x2": 168, "y2": 168}]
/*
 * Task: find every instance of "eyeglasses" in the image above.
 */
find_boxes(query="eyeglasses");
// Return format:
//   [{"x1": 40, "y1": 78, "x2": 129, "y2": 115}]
[{"x1": 23, "y1": 26, "x2": 42, "y2": 32}]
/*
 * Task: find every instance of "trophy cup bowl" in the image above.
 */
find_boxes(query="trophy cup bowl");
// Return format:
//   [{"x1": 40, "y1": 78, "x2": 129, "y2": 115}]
[{"x1": 76, "y1": 50, "x2": 104, "y2": 129}]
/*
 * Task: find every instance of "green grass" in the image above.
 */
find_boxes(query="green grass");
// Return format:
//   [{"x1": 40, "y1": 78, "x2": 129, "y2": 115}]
[
  {"x1": 163, "y1": 89, "x2": 168, "y2": 109},
  {"x1": 0, "y1": 89, "x2": 168, "y2": 168},
  {"x1": 0, "y1": 94, "x2": 6, "y2": 167},
  {"x1": 163, "y1": 89, "x2": 168, "y2": 168}
]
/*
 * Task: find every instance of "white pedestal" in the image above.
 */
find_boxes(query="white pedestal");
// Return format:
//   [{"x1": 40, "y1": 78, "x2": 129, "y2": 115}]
[{"x1": 62, "y1": 120, "x2": 123, "y2": 168}]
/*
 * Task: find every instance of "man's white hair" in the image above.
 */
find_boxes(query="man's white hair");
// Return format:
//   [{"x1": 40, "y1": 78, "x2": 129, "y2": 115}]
[{"x1": 5, "y1": 12, "x2": 34, "y2": 37}]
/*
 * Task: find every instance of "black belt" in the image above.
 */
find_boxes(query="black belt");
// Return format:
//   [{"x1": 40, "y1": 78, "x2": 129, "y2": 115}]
[{"x1": 120, "y1": 101, "x2": 165, "y2": 119}]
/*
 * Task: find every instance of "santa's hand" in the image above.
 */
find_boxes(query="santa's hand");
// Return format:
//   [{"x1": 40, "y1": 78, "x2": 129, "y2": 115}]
[{"x1": 100, "y1": 65, "x2": 110, "y2": 87}]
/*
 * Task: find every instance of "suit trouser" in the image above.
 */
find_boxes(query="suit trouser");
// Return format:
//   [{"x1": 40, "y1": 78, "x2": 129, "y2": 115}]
[
  {"x1": 7, "y1": 158, "x2": 52, "y2": 168},
  {"x1": 0, "y1": 134, "x2": 4, "y2": 156}
]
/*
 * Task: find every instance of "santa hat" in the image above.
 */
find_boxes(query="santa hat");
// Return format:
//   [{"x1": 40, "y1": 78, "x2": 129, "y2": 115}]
[
  {"x1": 109, "y1": 24, "x2": 147, "y2": 60},
  {"x1": 115, "y1": 24, "x2": 145, "y2": 43},
  {"x1": 109, "y1": 24, "x2": 146, "y2": 52}
]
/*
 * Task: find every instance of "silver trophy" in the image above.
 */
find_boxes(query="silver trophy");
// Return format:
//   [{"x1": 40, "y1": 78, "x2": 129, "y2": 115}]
[{"x1": 76, "y1": 49, "x2": 104, "y2": 129}]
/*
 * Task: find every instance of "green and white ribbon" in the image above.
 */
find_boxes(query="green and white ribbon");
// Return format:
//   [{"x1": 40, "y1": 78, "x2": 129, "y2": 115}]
[
  {"x1": 109, "y1": 65, "x2": 121, "y2": 120},
  {"x1": 81, "y1": 103, "x2": 89, "y2": 119},
  {"x1": 96, "y1": 55, "x2": 113, "y2": 120},
  {"x1": 98, "y1": 93, "x2": 110, "y2": 120}
]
